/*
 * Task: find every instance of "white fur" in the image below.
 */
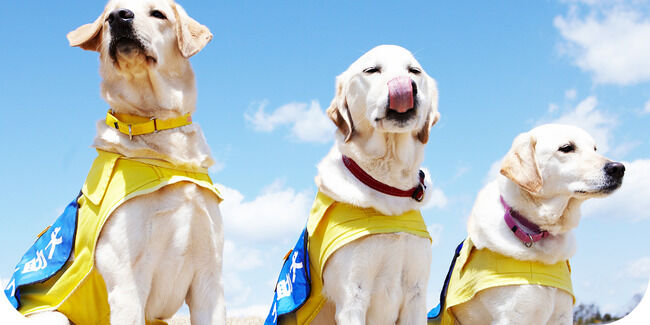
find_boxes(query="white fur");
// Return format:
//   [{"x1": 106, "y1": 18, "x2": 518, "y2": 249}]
[
  {"x1": 454, "y1": 124, "x2": 623, "y2": 325},
  {"x1": 311, "y1": 45, "x2": 439, "y2": 324},
  {"x1": 10, "y1": 1, "x2": 225, "y2": 324}
]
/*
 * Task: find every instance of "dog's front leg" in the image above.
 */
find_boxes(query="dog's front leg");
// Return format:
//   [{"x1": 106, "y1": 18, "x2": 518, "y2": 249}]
[
  {"x1": 95, "y1": 211, "x2": 150, "y2": 325},
  {"x1": 397, "y1": 236, "x2": 431, "y2": 325},
  {"x1": 186, "y1": 204, "x2": 226, "y2": 325},
  {"x1": 323, "y1": 242, "x2": 379, "y2": 325},
  {"x1": 186, "y1": 262, "x2": 226, "y2": 325},
  {"x1": 96, "y1": 251, "x2": 149, "y2": 325}
]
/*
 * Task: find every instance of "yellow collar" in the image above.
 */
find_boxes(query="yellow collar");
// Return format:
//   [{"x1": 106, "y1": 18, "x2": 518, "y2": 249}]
[{"x1": 105, "y1": 110, "x2": 193, "y2": 139}]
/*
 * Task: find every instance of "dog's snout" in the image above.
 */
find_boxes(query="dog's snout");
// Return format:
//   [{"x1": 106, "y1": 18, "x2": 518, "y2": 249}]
[
  {"x1": 108, "y1": 8, "x2": 134, "y2": 26},
  {"x1": 604, "y1": 162, "x2": 625, "y2": 179},
  {"x1": 387, "y1": 76, "x2": 415, "y2": 113}
]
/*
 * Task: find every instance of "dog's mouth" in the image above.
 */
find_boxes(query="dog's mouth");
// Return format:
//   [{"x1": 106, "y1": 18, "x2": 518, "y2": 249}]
[
  {"x1": 575, "y1": 179, "x2": 623, "y2": 195},
  {"x1": 383, "y1": 104, "x2": 417, "y2": 124},
  {"x1": 597, "y1": 178, "x2": 623, "y2": 194},
  {"x1": 109, "y1": 37, "x2": 157, "y2": 65}
]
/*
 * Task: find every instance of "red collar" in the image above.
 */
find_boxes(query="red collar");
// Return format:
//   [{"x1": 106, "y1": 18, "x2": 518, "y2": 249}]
[{"x1": 341, "y1": 155, "x2": 426, "y2": 201}]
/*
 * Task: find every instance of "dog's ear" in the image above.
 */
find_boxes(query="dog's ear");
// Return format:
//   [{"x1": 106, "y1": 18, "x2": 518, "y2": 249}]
[
  {"x1": 67, "y1": 8, "x2": 107, "y2": 51},
  {"x1": 326, "y1": 76, "x2": 354, "y2": 142},
  {"x1": 416, "y1": 76, "x2": 440, "y2": 144},
  {"x1": 500, "y1": 132, "x2": 543, "y2": 193},
  {"x1": 173, "y1": 3, "x2": 213, "y2": 58}
]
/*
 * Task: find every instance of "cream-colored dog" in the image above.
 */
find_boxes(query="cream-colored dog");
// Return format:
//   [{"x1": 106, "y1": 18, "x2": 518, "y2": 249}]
[
  {"x1": 447, "y1": 124, "x2": 625, "y2": 324},
  {"x1": 4, "y1": 0, "x2": 224, "y2": 324},
  {"x1": 309, "y1": 45, "x2": 440, "y2": 324}
]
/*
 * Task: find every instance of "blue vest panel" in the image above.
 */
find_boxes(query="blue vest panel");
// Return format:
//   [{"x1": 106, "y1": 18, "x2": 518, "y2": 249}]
[
  {"x1": 4, "y1": 196, "x2": 79, "y2": 309},
  {"x1": 265, "y1": 228, "x2": 311, "y2": 325}
]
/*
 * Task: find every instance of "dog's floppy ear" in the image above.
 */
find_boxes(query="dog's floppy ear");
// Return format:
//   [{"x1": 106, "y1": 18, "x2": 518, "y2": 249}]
[
  {"x1": 500, "y1": 132, "x2": 543, "y2": 193},
  {"x1": 67, "y1": 8, "x2": 107, "y2": 51},
  {"x1": 416, "y1": 77, "x2": 440, "y2": 144},
  {"x1": 326, "y1": 76, "x2": 354, "y2": 142},
  {"x1": 173, "y1": 3, "x2": 213, "y2": 58}
]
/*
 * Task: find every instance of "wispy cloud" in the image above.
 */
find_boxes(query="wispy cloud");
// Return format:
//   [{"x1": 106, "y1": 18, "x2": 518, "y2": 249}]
[
  {"x1": 621, "y1": 256, "x2": 650, "y2": 280},
  {"x1": 554, "y1": 1, "x2": 650, "y2": 85},
  {"x1": 644, "y1": 100, "x2": 650, "y2": 115},
  {"x1": 565, "y1": 88, "x2": 578, "y2": 100},
  {"x1": 540, "y1": 96, "x2": 617, "y2": 154},
  {"x1": 245, "y1": 100, "x2": 334, "y2": 143},
  {"x1": 217, "y1": 181, "x2": 311, "y2": 243}
]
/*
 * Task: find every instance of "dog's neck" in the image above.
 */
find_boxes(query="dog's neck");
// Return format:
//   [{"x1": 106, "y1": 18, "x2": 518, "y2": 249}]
[
  {"x1": 315, "y1": 132, "x2": 428, "y2": 216},
  {"x1": 92, "y1": 58, "x2": 214, "y2": 170},
  {"x1": 499, "y1": 177, "x2": 584, "y2": 236},
  {"x1": 339, "y1": 131, "x2": 424, "y2": 190},
  {"x1": 100, "y1": 55, "x2": 197, "y2": 119},
  {"x1": 467, "y1": 178, "x2": 580, "y2": 265}
]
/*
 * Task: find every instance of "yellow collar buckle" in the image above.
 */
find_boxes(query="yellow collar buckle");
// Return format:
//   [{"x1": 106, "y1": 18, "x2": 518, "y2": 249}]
[{"x1": 105, "y1": 110, "x2": 193, "y2": 140}]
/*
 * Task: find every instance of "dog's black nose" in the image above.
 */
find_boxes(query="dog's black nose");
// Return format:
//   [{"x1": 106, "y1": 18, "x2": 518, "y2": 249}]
[
  {"x1": 604, "y1": 162, "x2": 625, "y2": 179},
  {"x1": 107, "y1": 8, "x2": 134, "y2": 26}
]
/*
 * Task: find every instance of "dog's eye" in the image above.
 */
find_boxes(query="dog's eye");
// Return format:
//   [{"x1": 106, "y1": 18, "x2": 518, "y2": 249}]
[
  {"x1": 594, "y1": 146, "x2": 597, "y2": 152},
  {"x1": 150, "y1": 10, "x2": 167, "y2": 19},
  {"x1": 363, "y1": 67, "x2": 381, "y2": 74},
  {"x1": 408, "y1": 67, "x2": 422, "y2": 74},
  {"x1": 558, "y1": 144, "x2": 575, "y2": 153}
]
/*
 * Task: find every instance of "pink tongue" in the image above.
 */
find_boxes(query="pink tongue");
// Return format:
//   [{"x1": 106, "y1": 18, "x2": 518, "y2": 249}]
[{"x1": 388, "y1": 76, "x2": 413, "y2": 113}]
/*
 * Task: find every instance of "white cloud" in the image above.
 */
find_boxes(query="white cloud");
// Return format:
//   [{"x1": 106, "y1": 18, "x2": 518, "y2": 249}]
[
  {"x1": 208, "y1": 159, "x2": 225, "y2": 174},
  {"x1": 245, "y1": 100, "x2": 334, "y2": 143},
  {"x1": 621, "y1": 257, "x2": 650, "y2": 279},
  {"x1": 222, "y1": 269, "x2": 252, "y2": 307},
  {"x1": 565, "y1": 88, "x2": 578, "y2": 100},
  {"x1": 554, "y1": 2, "x2": 650, "y2": 85},
  {"x1": 217, "y1": 181, "x2": 311, "y2": 243},
  {"x1": 542, "y1": 96, "x2": 617, "y2": 154},
  {"x1": 582, "y1": 159, "x2": 650, "y2": 221},
  {"x1": 223, "y1": 240, "x2": 263, "y2": 271},
  {"x1": 427, "y1": 223, "x2": 443, "y2": 247},
  {"x1": 644, "y1": 100, "x2": 650, "y2": 114},
  {"x1": 423, "y1": 187, "x2": 448, "y2": 210},
  {"x1": 548, "y1": 103, "x2": 560, "y2": 113}
]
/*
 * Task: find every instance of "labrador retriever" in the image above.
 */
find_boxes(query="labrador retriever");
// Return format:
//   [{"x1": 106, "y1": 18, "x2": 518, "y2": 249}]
[
  {"x1": 314, "y1": 44, "x2": 440, "y2": 325},
  {"x1": 267, "y1": 45, "x2": 439, "y2": 325},
  {"x1": 437, "y1": 124, "x2": 624, "y2": 325},
  {"x1": 3, "y1": 0, "x2": 224, "y2": 324}
]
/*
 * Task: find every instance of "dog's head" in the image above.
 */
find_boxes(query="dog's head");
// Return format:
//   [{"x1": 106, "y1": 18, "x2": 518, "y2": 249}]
[
  {"x1": 67, "y1": 0, "x2": 211, "y2": 76},
  {"x1": 500, "y1": 124, "x2": 625, "y2": 198},
  {"x1": 327, "y1": 45, "x2": 439, "y2": 144}
]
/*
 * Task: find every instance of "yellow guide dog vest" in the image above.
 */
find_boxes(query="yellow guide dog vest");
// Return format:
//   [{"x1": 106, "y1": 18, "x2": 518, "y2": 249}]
[
  {"x1": 278, "y1": 192, "x2": 431, "y2": 324},
  {"x1": 15, "y1": 150, "x2": 222, "y2": 325},
  {"x1": 436, "y1": 238, "x2": 574, "y2": 325}
]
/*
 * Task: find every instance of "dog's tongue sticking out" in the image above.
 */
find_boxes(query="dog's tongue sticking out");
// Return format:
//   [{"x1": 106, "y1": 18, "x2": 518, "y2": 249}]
[{"x1": 388, "y1": 76, "x2": 414, "y2": 113}]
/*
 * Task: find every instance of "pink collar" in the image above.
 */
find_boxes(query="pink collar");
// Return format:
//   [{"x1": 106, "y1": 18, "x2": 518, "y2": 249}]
[
  {"x1": 500, "y1": 196, "x2": 549, "y2": 248},
  {"x1": 341, "y1": 155, "x2": 426, "y2": 202}
]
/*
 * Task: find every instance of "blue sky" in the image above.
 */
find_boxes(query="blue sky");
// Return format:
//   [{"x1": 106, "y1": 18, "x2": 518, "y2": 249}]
[{"x1": 1, "y1": 0, "x2": 649, "y2": 318}]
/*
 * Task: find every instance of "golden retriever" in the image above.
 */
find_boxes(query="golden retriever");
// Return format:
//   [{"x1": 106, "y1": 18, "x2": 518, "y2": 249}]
[
  {"x1": 443, "y1": 124, "x2": 624, "y2": 324},
  {"x1": 3, "y1": 0, "x2": 224, "y2": 324},
  {"x1": 309, "y1": 44, "x2": 440, "y2": 324}
]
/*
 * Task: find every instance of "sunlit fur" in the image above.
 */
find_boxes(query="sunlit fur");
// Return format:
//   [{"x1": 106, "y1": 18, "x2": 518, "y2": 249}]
[
  {"x1": 455, "y1": 124, "x2": 623, "y2": 325},
  {"x1": 312, "y1": 45, "x2": 439, "y2": 325}
]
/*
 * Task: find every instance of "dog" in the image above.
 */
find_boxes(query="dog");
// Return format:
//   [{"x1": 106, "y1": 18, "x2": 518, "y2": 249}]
[
  {"x1": 2, "y1": 1, "x2": 225, "y2": 324},
  {"x1": 265, "y1": 45, "x2": 440, "y2": 325},
  {"x1": 431, "y1": 124, "x2": 625, "y2": 325}
]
